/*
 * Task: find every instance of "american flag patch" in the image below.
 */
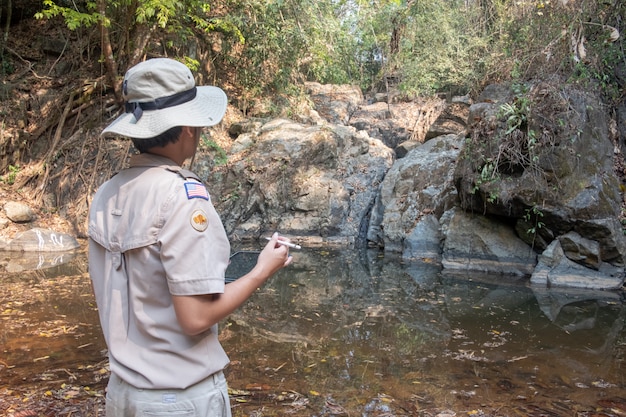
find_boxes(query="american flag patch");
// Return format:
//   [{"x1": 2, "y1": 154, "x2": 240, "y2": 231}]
[{"x1": 184, "y1": 182, "x2": 209, "y2": 200}]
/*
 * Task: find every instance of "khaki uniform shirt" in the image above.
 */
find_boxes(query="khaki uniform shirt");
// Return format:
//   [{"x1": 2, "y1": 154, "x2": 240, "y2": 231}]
[{"x1": 88, "y1": 153, "x2": 230, "y2": 389}]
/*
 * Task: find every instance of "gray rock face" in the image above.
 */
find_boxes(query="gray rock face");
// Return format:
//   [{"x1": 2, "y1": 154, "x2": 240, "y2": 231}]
[
  {"x1": 200, "y1": 119, "x2": 394, "y2": 243},
  {"x1": 197, "y1": 82, "x2": 625, "y2": 289},
  {"x1": 367, "y1": 134, "x2": 462, "y2": 253},
  {"x1": 0, "y1": 82, "x2": 618, "y2": 287},
  {"x1": 558, "y1": 231, "x2": 600, "y2": 270},
  {"x1": 531, "y1": 240, "x2": 624, "y2": 289},
  {"x1": 442, "y1": 208, "x2": 537, "y2": 276}
]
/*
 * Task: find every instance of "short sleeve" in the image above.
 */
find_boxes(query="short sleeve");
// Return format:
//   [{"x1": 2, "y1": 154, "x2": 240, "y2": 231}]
[{"x1": 158, "y1": 180, "x2": 231, "y2": 296}]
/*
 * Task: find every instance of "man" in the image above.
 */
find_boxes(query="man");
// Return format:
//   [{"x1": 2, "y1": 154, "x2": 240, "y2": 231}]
[{"x1": 88, "y1": 57, "x2": 293, "y2": 417}]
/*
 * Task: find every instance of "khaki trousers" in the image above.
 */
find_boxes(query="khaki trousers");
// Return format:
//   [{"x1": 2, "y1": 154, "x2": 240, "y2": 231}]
[{"x1": 105, "y1": 371, "x2": 232, "y2": 417}]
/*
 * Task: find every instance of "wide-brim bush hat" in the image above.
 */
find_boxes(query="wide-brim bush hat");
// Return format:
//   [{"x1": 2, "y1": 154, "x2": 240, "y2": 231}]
[{"x1": 102, "y1": 58, "x2": 227, "y2": 139}]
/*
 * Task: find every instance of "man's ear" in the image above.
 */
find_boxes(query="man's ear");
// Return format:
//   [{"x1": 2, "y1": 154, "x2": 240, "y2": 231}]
[{"x1": 180, "y1": 126, "x2": 196, "y2": 139}]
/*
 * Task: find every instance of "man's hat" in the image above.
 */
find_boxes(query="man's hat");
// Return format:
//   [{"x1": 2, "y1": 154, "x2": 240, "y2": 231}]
[{"x1": 102, "y1": 58, "x2": 227, "y2": 139}]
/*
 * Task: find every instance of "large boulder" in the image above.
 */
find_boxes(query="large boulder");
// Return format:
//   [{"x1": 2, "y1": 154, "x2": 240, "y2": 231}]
[
  {"x1": 199, "y1": 119, "x2": 394, "y2": 243},
  {"x1": 4, "y1": 201, "x2": 35, "y2": 223},
  {"x1": 441, "y1": 208, "x2": 537, "y2": 276},
  {"x1": 367, "y1": 134, "x2": 463, "y2": 253},
  {"x1": 455, "y1": 82, "x2": 626, "y2": 284},
  {"x1": 531, "y1": 240, "x2": 624, "y2": 290},
  {"x1": 305, "y1": 82, "x2": 364, "y2": 125}
]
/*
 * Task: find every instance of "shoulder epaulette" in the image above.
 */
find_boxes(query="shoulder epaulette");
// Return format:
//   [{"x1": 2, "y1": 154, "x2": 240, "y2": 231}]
[{"x1": 165, "y1": 166, "x2": 202, "y2": 182}]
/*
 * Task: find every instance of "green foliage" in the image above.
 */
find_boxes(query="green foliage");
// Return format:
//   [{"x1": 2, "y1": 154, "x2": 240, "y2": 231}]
[
  {"x1": 498, "y1": 83, "x2": 532, "y2": 136},
  {"x1": 135, "y1": 0, "x2": 182, "y2": 28},
  {"x1": 33, "y1": 0, "x2": 624, "y2": 113},
  {"x1": 201, "y1": 136, "x2": 228, "y2": 166},
  {"x1": 469, "y1": 158, "x2": 499, "y2": 204},
  {"x1": 1, "y1": 165, "x2": 20, "y2": 185},
  {"x1": 466, "y1": 83, "x2": 536, "y2": 201},
  {"x1": 219, "y1": 0, "x2": 314, "y2": 99},
  {"x1": 568, "y1": 34, "x2": 624, "y2": 102},
  {"x1": 303, "y1": 10, "x2": 360, "y2": 85},
  {"x1": 35, "y1": 0, "x2": 102, "y2": 30},
  {"x1": 523, "y1": 205, "x2": 545, "y2": 236},
  {"x1": 35, "y1": 0, "x2": 244, "y2": 70},
  {"x1": 493, "y1": 82, "x2": 543, "y2": 170},
  {"x1": 1, "y1": 58, "x2": 14, "y2": 75},
  {"x1": 397, "y1": 0, "x2": 489, "y2": 95}
]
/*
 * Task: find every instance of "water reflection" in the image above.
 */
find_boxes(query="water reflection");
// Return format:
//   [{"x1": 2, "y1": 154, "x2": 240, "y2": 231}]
[
  {"x1": 225, "y1": 247, "x2": 626, "y2": 415},
  {"x1": 0, "y1": 250, "x2": 79, "y2": 273},
  {"x1": 1, "y1": 247, "x2": 624, "y2": 416}
]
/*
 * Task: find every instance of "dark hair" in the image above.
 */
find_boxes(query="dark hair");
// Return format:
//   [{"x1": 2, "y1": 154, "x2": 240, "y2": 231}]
[{"x1": 131, "y1": 126, "x2": 183, "y2": 153}]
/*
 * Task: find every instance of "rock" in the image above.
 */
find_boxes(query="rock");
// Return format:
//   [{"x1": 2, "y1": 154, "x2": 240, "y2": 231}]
[
  {"x1": 531, "y1": 285, "x2": 623, "y2": 322},
  {"x1": 0, "y1": 216, "x2": 9, "y2": 230},
  {"x1": 455, "y1": 83, "x2": 626, "y2": 273},
  {"x1": 476, "y1": 83, "x2": 512, "y2": 103},
  {"x1": 41, "y1": 37, "x2": 67, "y2": 56},
  {"x1": 4, "y1": 201, "x2": 35, "y2": 223},
  {"x1": 394, "y1": 140, "x2": 420, "y2": 159},
  {"x1": 228, "y1": 118, "x2": 266, "y2": 137},
  {"x1": 350, "y1": 99, "x2": 445, "y2": 148},
  {"x1": 305, "y1": 82, "x2": 363, "y2": 125},
  {"x1": 424, "y1": 101, "x2": 470, "y2": 141},
  {"x1": 531, "y1": 240, "x2": 624, "y2": 290},
  {"x1": 442, "y1": 208, "x2": 537, "y2": 276},
  {"x1": 367, "y1": 134, "x2": 463, "y2": 252},
  {"x1": 4, "y1": 228, "x2": 80, "y2": 252},
  {"x1": 192, "y1": 81, "x2": 626, "y2": 289},
  {"x1": 558, "y1": 231, "x2": 601, "y2": 270},
  {"x1": 401, "y1": 214, "x2": 443, "y2": 261},
  {"x1": 198, "y1": 120, "x2": 394, "y2": 242}
]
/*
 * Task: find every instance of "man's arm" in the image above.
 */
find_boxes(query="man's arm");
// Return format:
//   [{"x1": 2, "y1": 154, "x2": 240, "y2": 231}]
[{"x1": 172, "y1": 233, "x2": 292, "y2": 335}]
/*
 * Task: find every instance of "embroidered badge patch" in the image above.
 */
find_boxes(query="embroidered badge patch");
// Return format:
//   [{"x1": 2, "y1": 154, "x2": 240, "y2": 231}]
[
  {"x1": 190, "y1": 209, "x2": 209, "y2": 232},
  {"x1": 184, "y1": 181, "x2": 209, "y2": 200}
]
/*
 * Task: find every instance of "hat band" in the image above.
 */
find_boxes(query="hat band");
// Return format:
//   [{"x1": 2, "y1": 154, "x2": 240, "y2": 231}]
[{"x1": 125, "y1": 87, "x2": 197, "y2": 121}]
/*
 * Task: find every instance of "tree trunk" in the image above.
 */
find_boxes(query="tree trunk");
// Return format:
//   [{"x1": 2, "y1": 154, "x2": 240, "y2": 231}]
[
  {"x1": 97, "y1": 0, "x2": 121, "y2": 103},
  {"x1": 129, "y1": 22, "x2": 157, "y2": 67},
  {"x1": 1, "y1": 0, "x2": 11, "y2": 59}
]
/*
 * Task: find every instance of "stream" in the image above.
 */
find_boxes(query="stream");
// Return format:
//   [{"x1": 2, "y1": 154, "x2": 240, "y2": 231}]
[{"x1": 1, "y1": 246, "x2": 625, "y2": 416}]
